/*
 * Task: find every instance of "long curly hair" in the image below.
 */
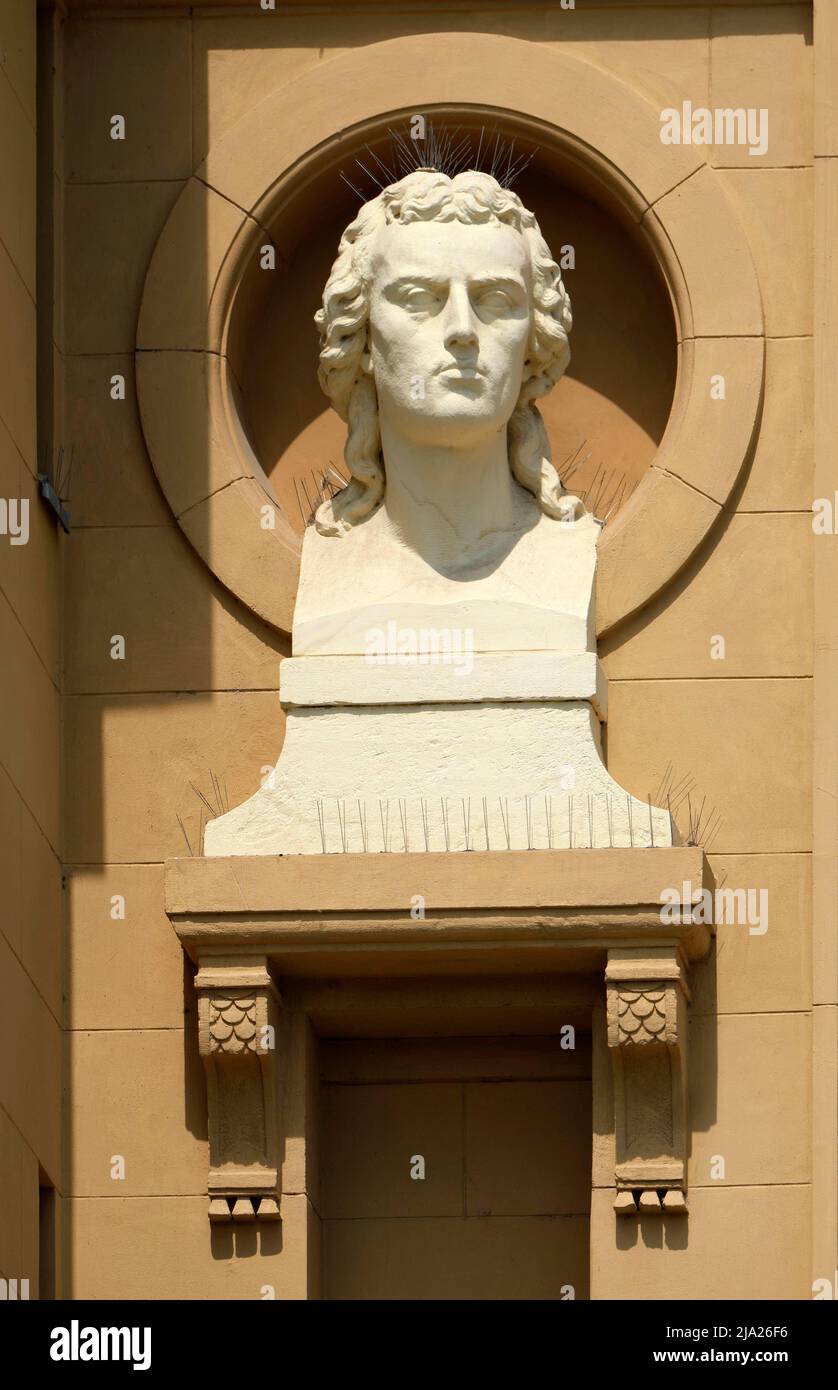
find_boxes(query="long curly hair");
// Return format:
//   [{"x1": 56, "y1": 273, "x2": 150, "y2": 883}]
[{"x1": 314, "y1": 169, "x2": 575, "y2": 536}]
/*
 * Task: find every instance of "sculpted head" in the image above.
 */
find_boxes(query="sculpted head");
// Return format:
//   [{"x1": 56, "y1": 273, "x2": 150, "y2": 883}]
[{"x1": 314, "y1": 169, "x2": 575, "y2": 536}]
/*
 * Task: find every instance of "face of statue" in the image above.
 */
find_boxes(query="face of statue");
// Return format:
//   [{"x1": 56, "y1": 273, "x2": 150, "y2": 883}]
[{"x1": 365, "y1": 220, "x2": 532, "y2": 449}]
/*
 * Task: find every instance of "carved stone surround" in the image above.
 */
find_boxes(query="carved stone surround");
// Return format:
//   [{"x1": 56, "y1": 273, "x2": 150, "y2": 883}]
[{"x1": 166, "y1": 847, "x2": 713, "y2": 1224}]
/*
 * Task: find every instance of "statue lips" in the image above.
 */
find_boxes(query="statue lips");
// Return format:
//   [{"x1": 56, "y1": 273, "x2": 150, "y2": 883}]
[{"x1": 435, "y1": 363, "x2": 485, "y2": 390}]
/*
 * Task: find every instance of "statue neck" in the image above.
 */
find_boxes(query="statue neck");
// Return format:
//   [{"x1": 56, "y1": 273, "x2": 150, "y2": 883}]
[{"x1": 379, "y1": 419, "x2": 521, "y2": 571}]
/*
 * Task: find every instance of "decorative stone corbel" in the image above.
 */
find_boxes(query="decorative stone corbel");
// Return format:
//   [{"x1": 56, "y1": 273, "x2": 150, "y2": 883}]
[
  {"x1": 195, "y1": 957, "x2": 282, "y2": 1223},
  {"x1": 606, "y1": 948, "x2": 689, "y2": 1216}
]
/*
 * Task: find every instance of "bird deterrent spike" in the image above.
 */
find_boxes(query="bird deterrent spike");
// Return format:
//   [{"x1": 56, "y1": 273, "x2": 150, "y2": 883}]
[
  {"x1": 353, "y1": 156, "x2": 386, "y2": 191},
  {"x1": 656, "y1": 761, "x2": 673, "y2": 804},
  {"x1": 339, "y1": 170, "x2": 366, "y2": 200},
  {"x1": 559, "y1": 440, "x2": 589, "y2": 486},
  {"x1": 292, "y1": 477, "x2": 309, "y2": 528},
  {"x1": 335, "y1": 798, "x2": 347, "y2": 852},
  {"x1": 328, "y1": 464, "x2": 349, "y2": 491},
  {"x1": 704, "y1": 812, "x2": 724, "y2": 853},
  {"x1": 498, "y1": 796, "x2": 511, "y2": 850},
  {"x1": 582, "y1": 462, "x2": 605, "y2": 512},
  {"x1": 474, "y1": 126, "x2": 486, "y2": 171},
  {"x1": 298, "y1": 474, "x2": 317, "y2": 519},
  {"x1": 421, "y1": 796, "x2": 430, "y2": 852},
  {"x1": 364, "y1": 142, "x2": 397, "y2": 186}
]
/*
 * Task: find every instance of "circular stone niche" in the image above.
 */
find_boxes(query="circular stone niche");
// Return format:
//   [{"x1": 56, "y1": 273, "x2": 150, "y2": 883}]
[{"x1": 226, "y1": 108, "x2": 677, "y2": 536}]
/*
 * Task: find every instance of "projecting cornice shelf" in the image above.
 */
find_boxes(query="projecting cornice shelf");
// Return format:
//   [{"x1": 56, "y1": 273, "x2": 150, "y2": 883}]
[{"x1": 166, "y1": 846, "x2": 714, "y2": 972}]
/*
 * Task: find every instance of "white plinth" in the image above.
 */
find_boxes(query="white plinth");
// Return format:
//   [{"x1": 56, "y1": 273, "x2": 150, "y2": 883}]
[{"x1": 203, "y1": 694, "x2": 672, "y2": 856}]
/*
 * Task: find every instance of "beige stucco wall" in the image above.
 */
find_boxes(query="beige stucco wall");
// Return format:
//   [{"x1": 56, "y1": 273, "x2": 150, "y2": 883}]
[
  {"x1": 21, "y1": 0, "x2": 830, "y2": 1299},
  {"x1": 0, "y1": 1, "x2": 62, "y2": 1300}
]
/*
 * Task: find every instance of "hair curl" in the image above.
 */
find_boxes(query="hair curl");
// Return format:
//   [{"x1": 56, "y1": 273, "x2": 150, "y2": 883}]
[{"x1": 314, "y1": 169, "x2": 577, "y2": 535}]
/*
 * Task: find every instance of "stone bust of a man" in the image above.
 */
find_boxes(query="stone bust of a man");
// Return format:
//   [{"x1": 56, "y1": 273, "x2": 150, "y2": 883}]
[
  {"x1": 293, "y1": 168, "x2": 598, "y2": 658},
  {"x1": 203, "y1": 169, "x2": 670, "y2": 858}
]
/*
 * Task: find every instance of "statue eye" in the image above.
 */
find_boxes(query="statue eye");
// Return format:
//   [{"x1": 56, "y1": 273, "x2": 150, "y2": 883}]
[
  {"x1": 402, "y1": 287, "x2": 439, "y2": 311},
  {"x1": 477, "y1": 288, "x2": 514, "y2": 311}
]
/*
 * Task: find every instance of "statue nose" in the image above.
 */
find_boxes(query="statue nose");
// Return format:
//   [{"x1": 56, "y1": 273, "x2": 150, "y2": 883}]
[
  {"x1": 444, "y1": 324, "x2": 478, "y2": 351},
  {"x1": 443, "y1": 287, "x2": 478, "y2": 351}
]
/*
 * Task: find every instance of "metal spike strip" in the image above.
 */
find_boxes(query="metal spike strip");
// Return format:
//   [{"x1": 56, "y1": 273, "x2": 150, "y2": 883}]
[
  {"x1": 342, "y1": 120, "x2": 539, "y2": 202},
  {"x1": 302, "y1": 793, "x2": 698, "y2": 855}
]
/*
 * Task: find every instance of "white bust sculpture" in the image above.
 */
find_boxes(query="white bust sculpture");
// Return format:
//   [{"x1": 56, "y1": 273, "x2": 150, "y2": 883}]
[
  {"x1": 204, "y1": 169, "x2": 672, "y2": 856},
  {"x1": 294, "y1": 169, "x2": 596, "y2": 658}
]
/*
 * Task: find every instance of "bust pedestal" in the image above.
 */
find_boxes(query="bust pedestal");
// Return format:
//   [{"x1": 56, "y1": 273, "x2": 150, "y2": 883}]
[{"x1": 204, "y1": 512, "x2": 674, "y2": 856}]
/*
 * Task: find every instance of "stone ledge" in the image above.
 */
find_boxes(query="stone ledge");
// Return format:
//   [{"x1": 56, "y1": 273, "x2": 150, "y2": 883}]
[
  {"x1": 279, "y1": 651, "x2": 607, "y2": 719},
  {"x1": 166, "y1": 845, "x2": 709, "y2": 913},
  {"x1": 166, "y1": 847, "x2": 714, "y2": 970}
]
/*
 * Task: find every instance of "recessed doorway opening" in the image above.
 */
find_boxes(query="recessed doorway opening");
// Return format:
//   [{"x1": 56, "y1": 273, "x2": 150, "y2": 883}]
[{"x1": 318, "y1": 1031, "x2": 592, "y2": 1300}]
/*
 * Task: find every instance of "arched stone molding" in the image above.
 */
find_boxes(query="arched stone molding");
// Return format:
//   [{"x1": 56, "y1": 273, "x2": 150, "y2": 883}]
[{"x1": 136, "y1": 32, "x2": 764, "y2": 638}]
